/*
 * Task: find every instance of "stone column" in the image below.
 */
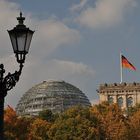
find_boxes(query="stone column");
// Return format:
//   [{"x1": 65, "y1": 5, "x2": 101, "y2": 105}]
[
  {"x1": 133, "y1": 94, "x2": 137, "y2": 107},
  {"x1": 114, "y1": 93, "x2": 117, "y2": 103},
  {"x1": 123, "y1": 95, "x2": 127, "y2": 109}
]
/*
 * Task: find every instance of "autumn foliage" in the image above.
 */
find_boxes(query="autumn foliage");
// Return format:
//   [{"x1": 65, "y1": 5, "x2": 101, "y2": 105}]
[{"x1": 4, "y1": 103, "x2": 140, "y2": 140}]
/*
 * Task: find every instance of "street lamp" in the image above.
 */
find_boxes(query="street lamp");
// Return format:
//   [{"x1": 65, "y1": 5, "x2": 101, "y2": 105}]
[{"x1": 0, "y1": 12, "x2": 34, "y2": 139}]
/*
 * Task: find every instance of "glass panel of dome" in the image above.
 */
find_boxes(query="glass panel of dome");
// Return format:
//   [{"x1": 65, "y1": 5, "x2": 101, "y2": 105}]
[{"x1": 16, "y1": 81, "x2": 91, "y2": 116}]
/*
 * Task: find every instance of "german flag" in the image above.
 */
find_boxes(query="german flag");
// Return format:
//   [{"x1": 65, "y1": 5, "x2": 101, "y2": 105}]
[{"x1": 121, "y1": 55, "x2": 136, "y2": 71}]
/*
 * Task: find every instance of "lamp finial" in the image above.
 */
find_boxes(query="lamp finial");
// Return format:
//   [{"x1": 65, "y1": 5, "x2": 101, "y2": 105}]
[{"x1": 17, "y1": 12, "x2": 25, "y2": 25}]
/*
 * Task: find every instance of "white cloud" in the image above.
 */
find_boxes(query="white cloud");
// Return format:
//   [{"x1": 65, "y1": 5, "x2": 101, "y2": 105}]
[
  {"x1": 0, "y1": 0, "x2": 82, "y2": 107},
  {"x1": 46, "y1": 59, "x2": 95, "y2": 77},
  {"x1": 17, "y1": 58, "x2": 95, "y2": 85},
  {"x1": 4, "y1": 56, "x2": 95, "y2": 107},
  {"x1": 0, "y1": 0, "x2": 18, "y2": 27},
  {"x1": 76, "y1": 0, "x2": 137, "y2": 29},
  {"x1": 31, "y1": 18, "x2": 81, "y2": 57},
  {"x1": 0, "y1": 55, "x2": 18, "y2": 73},
  {"x1": 0, "y1": 0, "x2": 19, "y2": 57},
  {"x1": 70, "y1": 0, "x2": 88, "y2": 12},
  {"x1": 0, "y1": 0, "x2": 81, "y2": 58}
]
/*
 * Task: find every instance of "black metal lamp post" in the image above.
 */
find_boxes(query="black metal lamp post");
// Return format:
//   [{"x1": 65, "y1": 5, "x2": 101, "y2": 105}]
[{"x1": 0, "y1": 12, "x2": 34, "y2": 139}]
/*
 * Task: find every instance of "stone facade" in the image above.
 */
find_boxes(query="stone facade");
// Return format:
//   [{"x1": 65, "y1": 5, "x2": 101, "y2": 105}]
[{"x1": 98, "y1": 82, "x2": 140, "y2": 109}]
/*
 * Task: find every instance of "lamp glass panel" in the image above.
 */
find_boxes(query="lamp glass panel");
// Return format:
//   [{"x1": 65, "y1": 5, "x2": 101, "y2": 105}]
[
  {"x1": 9, "y1": 32, "x2": 17, "y2": 52},
  {"x1": 16, "y1": 31, "x2": 26, "y2": 52},
  {"x1": 25, "y1": 31, "x2": 33, "y2": 52}
]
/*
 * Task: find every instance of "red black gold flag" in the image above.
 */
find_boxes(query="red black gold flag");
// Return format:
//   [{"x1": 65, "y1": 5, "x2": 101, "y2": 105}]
[{"x1": 121, "y1": 55, "x2": 136, "y2": 71}]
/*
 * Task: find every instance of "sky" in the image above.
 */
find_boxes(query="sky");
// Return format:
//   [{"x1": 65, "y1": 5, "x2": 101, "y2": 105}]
[{"x1": 0, "y1": 0, "x2": 140, "y2": 108}]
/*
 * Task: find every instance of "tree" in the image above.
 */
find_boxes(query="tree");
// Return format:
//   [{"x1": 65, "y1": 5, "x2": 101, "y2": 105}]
[
  {"x1": 28, "y1": 118, "x2": 51, "y2": 140},
  {"x1": 5, "y1": 103, "x2": 140, "y2": 140},
  {"x1": 90, "y1": 102, "x2": 128, "y2": 140},
  {"x1": 39, "y1": 109, "x2": 56, "y2": 122},
  {"x1": 4, "y1": 106, "x2": 17, "y2": 140},
  {"x1": 126, "y1": 108, "x2": 140, "y2": 139},
  {"x1": 4, "y1": 106, "x2": 32, "y2": 140},
  {"x1": 48, "y1": 105, "x2": 100, "y2": 140},
  {"x1": 15, "y1": 117, "x2": 33, "y2": 140}
]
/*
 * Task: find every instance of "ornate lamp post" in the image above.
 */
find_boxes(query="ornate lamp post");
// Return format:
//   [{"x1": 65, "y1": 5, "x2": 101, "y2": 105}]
[{"x1": 0, "y1": 12, "x2": 34, "y2": 139}]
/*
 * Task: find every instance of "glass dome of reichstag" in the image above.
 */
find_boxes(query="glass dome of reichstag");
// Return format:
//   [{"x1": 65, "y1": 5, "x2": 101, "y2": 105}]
[{"x1": 16, "y1": 80, "x2": 91, "y2": 116}]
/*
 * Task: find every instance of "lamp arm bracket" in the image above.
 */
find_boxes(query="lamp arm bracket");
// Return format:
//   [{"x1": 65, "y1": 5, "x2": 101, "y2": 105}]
[{"x1": 4, "y1": 63, "x2": 24, "y2": 91}]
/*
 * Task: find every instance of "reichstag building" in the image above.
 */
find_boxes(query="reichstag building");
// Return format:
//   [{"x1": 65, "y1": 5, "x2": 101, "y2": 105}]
[
  {"x1": 98, "y1": 82, "x2": 140, "y2": 109},
  {"x1": 16, "y1": 80, "x2": 91, "y2": 116}
]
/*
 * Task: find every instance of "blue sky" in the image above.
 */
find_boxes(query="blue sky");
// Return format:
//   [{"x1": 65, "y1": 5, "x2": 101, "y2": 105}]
[{"x1": 0, "y1": 0, "x2": 140, "y2": 107}]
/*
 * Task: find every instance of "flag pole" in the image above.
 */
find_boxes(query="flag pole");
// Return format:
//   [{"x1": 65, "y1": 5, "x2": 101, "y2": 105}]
[{"x1": 120, "y1": 52, "x2": 123, "y2": 83}]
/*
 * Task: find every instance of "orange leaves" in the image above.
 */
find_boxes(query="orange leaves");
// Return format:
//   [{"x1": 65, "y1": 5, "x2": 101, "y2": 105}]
[
  {"x1": 4, "y1": 106, "x2": 32, "y2": 140},
  {"x1": 90, "y1": 102, "x2": 128, "y2": 140},
  {"x1": 4, "y1": 105, "x2": 17, "y2": 124},
  {"x1": 4, "y1": 104, "x2": 140, "y2": 139},
  {"x1": 28, "y1": 118, "x2": 50, "y2": 140},
  {"x1": 126, "y1": 109, "x2": 140, "y2": 139}
]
